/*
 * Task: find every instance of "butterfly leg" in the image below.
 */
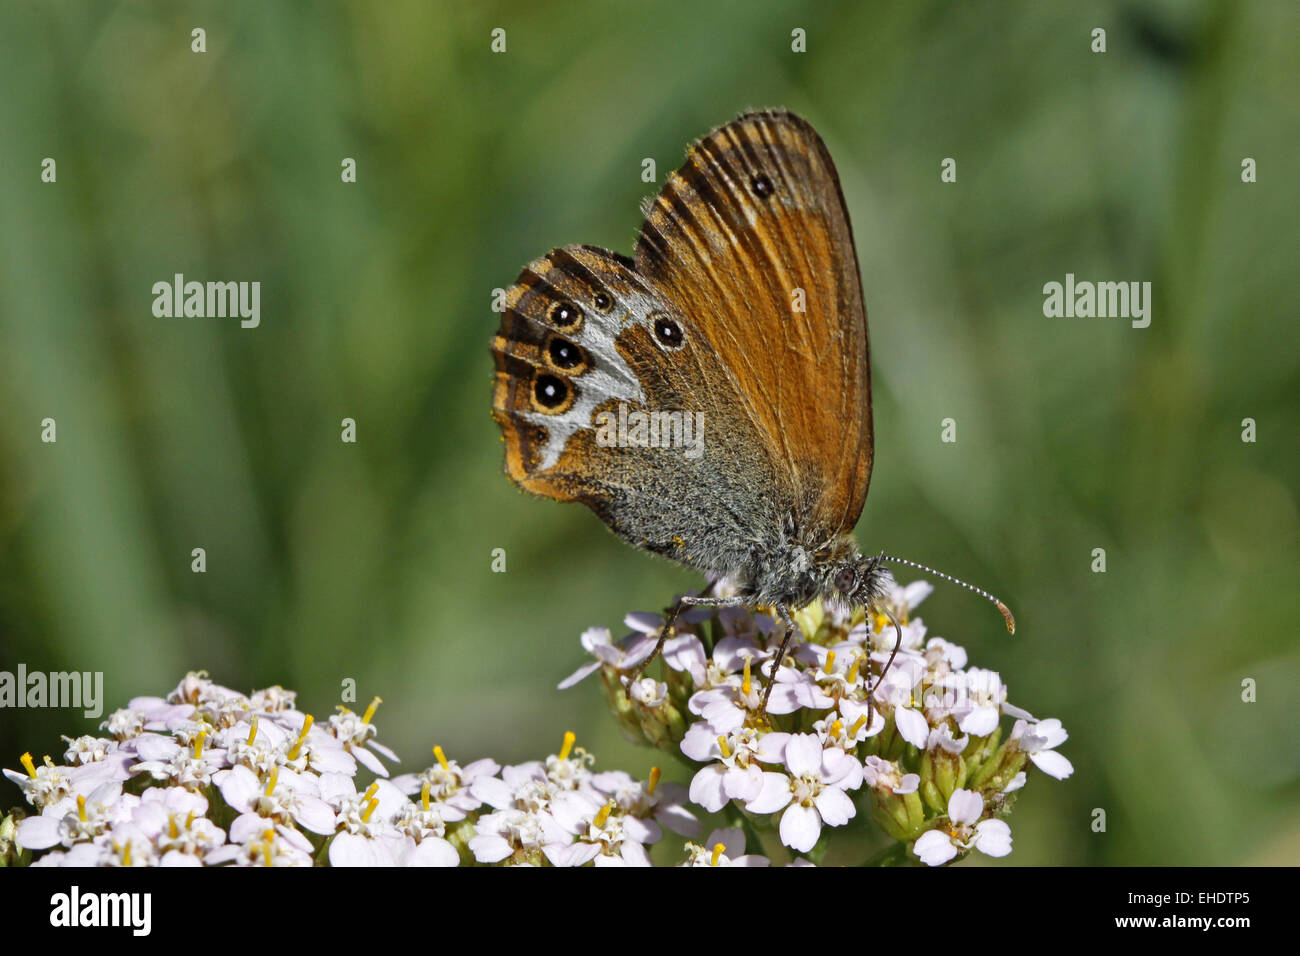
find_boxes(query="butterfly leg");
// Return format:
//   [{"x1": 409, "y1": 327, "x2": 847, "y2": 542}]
[
  {"x1": 757, "y1": 603, "x2": 800, "y2": 718},
  {"x1": 864, "y1": 606, "x2": 905, "y2": 732},
  {"x1": 626, "y1": 592, "x2": 748, "y2": 685}
]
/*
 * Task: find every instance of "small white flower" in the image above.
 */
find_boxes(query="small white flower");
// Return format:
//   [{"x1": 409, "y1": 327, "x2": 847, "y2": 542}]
[
  {"x1": 393, "y1": 747, "x2": 499, "y2": 815},
  {"x1": 216, "y1": 765, "x2": 335, "y2": 839},
  {"x1": 862, "y1": 756, "x2": 919, "y2": 795},
  {"x1": 327, "y1": 699, "x2": 398, "y2": 777},
  {"x1": 469, "y1": 808, "x2": 570, "y2": 864},
  {"x1": 132, "y1": 787, "x2": 226, "y2": 861},
  {"x1": 923, "y1": 637, "x2": 968, "y2": 671},
  {"x1": 248, "y1": 684, "x2": 298, "y2": 715},
  {"x1": 926, "y1": 723, "x2": 969, "y2": 754},
  {"x1": 101, "y1": 708, "x2": 147, "y2": 741},
  {"x1": 61, "y1": 735, "x2": 120, "y2": 766},
  {"x1": 628, "y1": 677, "x2": 667, "y2": 707},
  {"x1": 744, "y1": 734, "x2": 863, "y2": 853},
  {"x1": 661, "y1": 633, "x2": 709, "y2": 685},
  {"x1": 4, "y1": 753, "x2": 74, "y2": 809},
  {"x1": 828, "y1": 696, "x2": 886, "y2": 745},
  {"x1": 689, "y1": 650, "x2": 798, "y2": 731},
  {"x1": 590, "y1": 769, "x2": 698, "y2": 838},
  {"x1": 1010, "y1": 718, "x2": 1074, "y2": 780},
  {"x1": 913, "y1": 789, "x2": 1013, "y2": 865},
  {"x1": 948, "y1": 668, "x2": 1007, "y2": 737},
  {"x1": 680, "y1": 724, "x2": 766, "y2": 812},
  {"x1": 129, "y1": 732, "x2": 226, "y2": 790},
  {"x1": 15, "y1": 782, "x2": 135, "y2": 851}
]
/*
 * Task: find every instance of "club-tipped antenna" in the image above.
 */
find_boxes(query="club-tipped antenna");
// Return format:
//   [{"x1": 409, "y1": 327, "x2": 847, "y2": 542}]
[{"x1": 879, "y1": 554, "x2": 1016, "y2": 634}]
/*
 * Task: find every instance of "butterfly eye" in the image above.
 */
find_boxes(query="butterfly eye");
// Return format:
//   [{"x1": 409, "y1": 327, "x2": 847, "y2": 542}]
[
  {"x1": 592, "y1": 291, "x2": 613, "y2": 312},
  {"x1": 546, "y1": 336, "x2": 588, "y2": 373},
  {"x1": 532, "y1": 373, "x2": 573, "y2": 412},
  {"x1": 653, "y1": 316, "x2": 685, "y2": 350},
  {"x1": 750, "y1": 173, "x2": 774, "y2": 198},
  {"x1": 834, "y1": 567, "x2": 857, "y2": 593},
  {"x1": 549, "y1": 301, "x2": 583, "y2": 329}
]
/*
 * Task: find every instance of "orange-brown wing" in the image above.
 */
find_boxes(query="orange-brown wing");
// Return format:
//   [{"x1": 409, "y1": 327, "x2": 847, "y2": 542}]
[
  {"x1": 491, "y1": 245, "x2": 648, "y2": 505},
  {"x1": 635, "y1": 109, "x2": 873, "y2": 540},
  {"x1": 490, "y1": 243, "x2": 784, "y2": 574}
]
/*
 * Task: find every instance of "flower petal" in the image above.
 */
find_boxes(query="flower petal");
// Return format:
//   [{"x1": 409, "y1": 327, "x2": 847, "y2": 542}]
[
  {"x1": 812, "y1": 787, "x2": 856, "y2": 828},
  {"x1": 974, "y1": 819, "x2": 1013, "y2": 857},
  {"x1": 947, "y1": 788, "x2": 984, "y2": 825},
  {"x1": 894, "y1": 707, "x2": 930, "y2": 749},
  {"x1": 1030, "y1": 750, "x2": 1074, "y2": 780},
  {"x1": 744, "y1": 772, "x2": 792, "y2": 815},
  {"x1": 778, "y1": 803, "x2": 821, "y2": 853},
  {"x1": 914, "y1": 830, "x2": 958, "y2": 866},
  {"x1": 784, "y1": 735, "x2": 822, "y2": 777},
  {"x1": 557, "y1": 662, "x2": 600, "y2": 690},
  {"x1": 689, "y1": 765, "x2": 729, "y2": 813}
]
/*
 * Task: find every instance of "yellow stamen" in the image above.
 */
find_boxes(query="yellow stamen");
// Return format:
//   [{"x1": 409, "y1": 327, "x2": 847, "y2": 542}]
[
  {"x1": 363, "y1": 782, "x2": 379, "y2": 802},
  {"x1": 20, "y1": 752, "x2": 36, "y2": 778},
  {"x1": 263, "y1": 829, "x2": 275, "y2": 866},
  {"x1": 559, "y1": 731, "x2": 576, "y2": 761},
  {"x1": 711, "y1": 843, "x2": 726, "y2": 866},
  {"x1": 186, "y1": 810, "x2": 196, "y2": 829},
  {"x1": 247, "y1": 718, "x2": 259, "y2": 746},
  {"x1": 648, "y1": 767, "x2": 661, "y2": 795},
  {"x1": 122, "y1": 842, "x2": 131, "y2": 867},
  {"x1": 742, "y1": 657, "x2": 752, "y2": 697},
  {"x1": 361, "y1": 797, "x2": 379, "y2": 823},
  {"x1": 361, "y1": 696, "x2": 382, "y2": 725},
  {"x1": 716, "y1": 735, "x2": 731, "y2": 758},
  {"x1": 825, "y1": 651, "x2": 836, "y2": 673},
  {"x1": 264, "y1": 769, "x2": 279, "y2": 796},
  {"x1": 830, "y1": 720, "x2": 843, "y2": 738},
  {"x1": 593, "y1": 802, "x2": 613, "y2": 828},
  {"x1": 169, "y1": 816, "x2": 179, "y2": 839},
  {"x1": 433, "y1": 745, "x2": 449, "y2": 770},
  {"x1": 421, "y1": 780, "x2": 431, "y2": 811},
  {"x1": 286, "y1": 714, "x2": 314, "y2": 761},
  {"x1": 847, "y1": 654, "x2": 862, "y2": 684},
  {"x1": 850, "y1": 714, "x2": 868, "y2": 737},
  {"x1": 873, "y1": 611, "x2": 889, "y2": 633},
  {"x1": 193, "y1": 730, "x2": 207, "y2": 760},
  {"x1": 77, "y1": 794, "x2": 87, "y2": 821}
]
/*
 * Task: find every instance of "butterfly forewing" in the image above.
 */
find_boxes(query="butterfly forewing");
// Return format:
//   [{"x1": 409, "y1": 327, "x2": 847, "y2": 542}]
[{"x1": 635, "y1": 110, "x2": 872, "y2": 539}]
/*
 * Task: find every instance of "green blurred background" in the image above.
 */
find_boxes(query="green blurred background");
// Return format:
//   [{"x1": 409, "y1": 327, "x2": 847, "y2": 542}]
[{"x1": 1, "y1": 0, "x2": 1296, "y2": 865}]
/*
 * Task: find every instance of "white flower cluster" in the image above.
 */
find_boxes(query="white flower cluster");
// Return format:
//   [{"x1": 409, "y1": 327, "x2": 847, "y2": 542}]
[
  {"x1": 426, "y1": 732, "x2": 702, "y2": 866},
  {"x1": 563, "y1": 577, "x2": 1073, "y2": 865},
  {"x1": 2, "y1": 674, "x2": 721, "y2": 866},
  {"x1": 3, "y1": 577, "x2": 1070, "y2": 867}
]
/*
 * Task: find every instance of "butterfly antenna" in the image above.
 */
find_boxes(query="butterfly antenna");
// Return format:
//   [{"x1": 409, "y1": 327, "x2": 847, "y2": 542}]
[{"x1": 879, "y1": 554, "x2": 1016, "y2": 634}]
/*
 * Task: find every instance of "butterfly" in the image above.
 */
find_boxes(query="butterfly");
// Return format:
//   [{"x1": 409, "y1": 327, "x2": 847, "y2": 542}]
[{"x1": 491, "y1": 109, "x2": 1012, "y2": 712}]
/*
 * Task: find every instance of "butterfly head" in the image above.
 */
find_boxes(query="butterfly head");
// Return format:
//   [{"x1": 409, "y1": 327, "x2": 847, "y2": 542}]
[{"x1": 829, "y1": 551, "x2": 891, "y2": 614}]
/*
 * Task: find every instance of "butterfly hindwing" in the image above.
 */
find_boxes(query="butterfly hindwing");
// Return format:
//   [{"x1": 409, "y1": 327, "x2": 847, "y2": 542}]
[{"x1": 491, "y1": 242, "x2": 786, "y2": 572}]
